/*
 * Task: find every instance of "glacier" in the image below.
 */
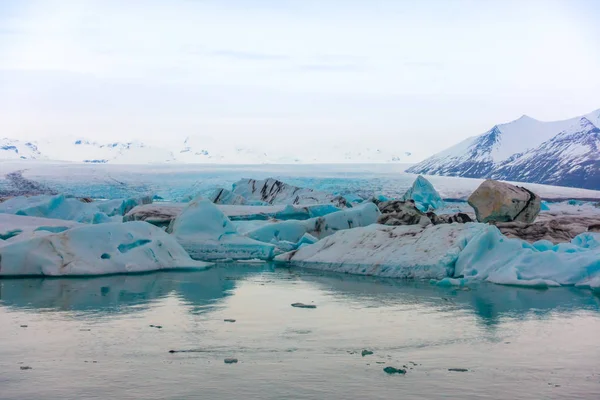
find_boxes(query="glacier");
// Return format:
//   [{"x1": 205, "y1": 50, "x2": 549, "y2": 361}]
[{"x1": 0, "y1": 221, "x2": 210, "y2": 276}]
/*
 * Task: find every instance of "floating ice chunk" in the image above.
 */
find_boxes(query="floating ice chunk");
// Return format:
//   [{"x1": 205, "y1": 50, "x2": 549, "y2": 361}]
[
  {"x1": 169, "y1": 197, "x2": 276, "y2": 261},
  {"x1": 275, "y1": 223, "x2": 488, "y2": 279},
  {"x1": 231, "y1": 178, "x2": 348, "y2": 207},
  {"x1": 454, "y1": 226, "x2": 600, "y2": 288},
  {"x1": 247, "y1": 203, "x2": 380, "y2": 246},
  {"x1": 0, "y1": 221, "x2": 210, "y2": 276},
  {"x1": 401, "y1": 175, "x2": 444, "y2": 212}
]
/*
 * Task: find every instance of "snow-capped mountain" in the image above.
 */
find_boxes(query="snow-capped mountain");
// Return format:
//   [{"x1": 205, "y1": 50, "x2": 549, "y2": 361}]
[
  {"x1": 0, "y1": 139, "x2": 43, "y2": 160},
  {"x1": 491, "y1": 117, "x2": 600, "y2": 189},
  {"x1": 407, "y1": 108, "x2": 600, "y2": 189},
  {"x1": 0, "y1": 135, "x2": 415, "y2": 164}
]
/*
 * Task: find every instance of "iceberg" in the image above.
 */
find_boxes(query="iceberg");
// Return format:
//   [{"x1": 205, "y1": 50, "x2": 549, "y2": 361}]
[
  {"x1": 275, "y1": 223, "x2": 488, "y2": 279},
  {"x1": 231, "y1": 178, "x2": 348, "y2": 207},
  {"x1": 0, "y1": 194, "x2": 151, "y2": 224},
  {"x1": 247, "y1": 202, "x2": 380, "y2": 245},
  {"x1": 0, "y1": 214, "x2": 80, "y2": 245},
  {"x1": 124, "y1": 202, "x2": 342, "y2": 227},
  {"x1": 208, "y1": 188, "x2": 249, "y2": 205},
  {"x1": 401, "y1": 175, "x2": 444, "y2": 212},
  {"x1": 0, "y1": 221, "x2": 210, "y2": 276},
  {"x1": 454, "y1": 226, "x2": 600, "y2": 288},
  {"x1": 169, "y1": 197, "x2": 276, "y2": 261}
]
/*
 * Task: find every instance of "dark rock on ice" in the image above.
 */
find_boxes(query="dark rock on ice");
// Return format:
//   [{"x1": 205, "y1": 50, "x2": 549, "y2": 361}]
[{"x1": 468, "y1": 180, "x2": 541, "y2": 223}]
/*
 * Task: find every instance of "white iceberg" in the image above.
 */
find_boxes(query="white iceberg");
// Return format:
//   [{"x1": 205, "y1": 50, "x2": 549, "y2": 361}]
[
  {"x1": 0, "y1": 221, "x2": 210, "y2": 276},
  {"x1": 401, "y1": 175, "x2": 444, "y2": 212},
  {"x1": 275, "y1": 223, "x2": 488, "y2": 279},
  {"x1": 247, "y1": 202, "x2": 380, "y2": 245},
  {"x1": 169, "y1": 197, "x2": 276, "y2": 261}
]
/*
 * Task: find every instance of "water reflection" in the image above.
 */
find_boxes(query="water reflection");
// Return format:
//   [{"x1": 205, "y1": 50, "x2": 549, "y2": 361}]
[
  {"x1": 295, "y1": 269, "x2": 600, "y2": 323},
  {"x1": 1, "y1": 264, "x2": 598, "y2": 325},
  {"x1": 0, "y1": 264, "x2": 275, "y2": 314}
]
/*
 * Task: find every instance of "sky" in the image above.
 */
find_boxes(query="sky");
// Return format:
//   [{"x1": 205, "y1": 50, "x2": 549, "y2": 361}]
[{"x1": 1, "y1": 0, "x2": 600, "y2": 161}]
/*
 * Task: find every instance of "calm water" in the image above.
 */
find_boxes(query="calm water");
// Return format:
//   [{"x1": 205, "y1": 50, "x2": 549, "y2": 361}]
[{"x1": 1, "y1": 264, "x2": 600, "y2": 399}]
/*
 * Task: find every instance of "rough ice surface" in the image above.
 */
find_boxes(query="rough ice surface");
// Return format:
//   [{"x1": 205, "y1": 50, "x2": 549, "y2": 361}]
[
  {"x1": 454, "y1": 226, "x2": 600, "y2": 288},
  {"x1": 208, "y1": 188, "x2": 249, "y2": 205},
  {"x1": 401, "y1": 175, "x2": 444, "y2": 212},
  {"x1": 124, "y1": 202, "x2": 341, "y2": 227},
  {"x1": 275, "y1": 223, "x2": 488, "y2": 279},
  {"x1": 276, "y1": 220, "x2": 600, "y2": 289},
  {"x1": 231, "y1": 178, "x2": 348, "y2": 207},
  {"x1": 0, "y1": 221, "x2": 210, "y2": 276},
  {"x1": 247, "y1": 202, "x2": 380, "y2": 245},
  {"x1": 169, "y1": 197, "x2": 276, "y2": 261},
  {"x1": 0, "y1": 214, "x2": 80, "y2": 245},
  {"x1": 0, "y1": 194, "x2": 150, "y2": 224}
]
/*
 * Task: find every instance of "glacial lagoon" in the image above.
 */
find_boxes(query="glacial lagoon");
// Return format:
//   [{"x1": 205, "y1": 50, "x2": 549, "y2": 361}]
[{"x1": 1, "y1": 264, "x2": 600, "y2": 400}]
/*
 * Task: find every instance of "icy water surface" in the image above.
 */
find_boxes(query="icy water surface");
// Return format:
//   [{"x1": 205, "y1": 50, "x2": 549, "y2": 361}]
[{"x1": 1, "y1": 264, "x2": 600, "y2": 399}]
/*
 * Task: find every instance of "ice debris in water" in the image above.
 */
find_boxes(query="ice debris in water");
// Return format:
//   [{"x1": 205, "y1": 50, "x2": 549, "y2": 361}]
[
  {"x1": 0, "y1": 221, "x2": 210, "y2": 276},
  {"x1": 401, "y1": 175, "x2": 443, "y2": 212},
  {"x1": 168, "y1": 197, "x2": 276, "y2": 261},
  {"x1": 291, "y1": 303, "x2": 317, "y2": 309},
  {"x1": 383, "y1": 367, "x2": 406, "y2": 375}
]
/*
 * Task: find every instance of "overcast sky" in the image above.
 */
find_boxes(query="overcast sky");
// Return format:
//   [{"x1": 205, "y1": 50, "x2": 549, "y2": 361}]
[{"x1": 1, "y1": 0, "x2": 599, "y2": 160}]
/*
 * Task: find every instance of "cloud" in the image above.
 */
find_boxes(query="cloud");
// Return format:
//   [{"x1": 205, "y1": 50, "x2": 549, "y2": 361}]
[
  {"x1": 298, "y1": 63, "x2": 364, "y2": 72},
  {"x1": 209, "y1": 49, "x2": 289, "y2": 61}
]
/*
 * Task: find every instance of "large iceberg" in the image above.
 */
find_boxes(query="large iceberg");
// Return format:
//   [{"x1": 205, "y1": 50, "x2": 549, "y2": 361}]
[
  {"x1": 275, "y1": 223, "x2": 488, "y2": 279},
  {"x1": 401, "y1": 175, "x2": 444, "y2": 212},
  {"x1": 231, "y1": 178, "x2": 348, "y2": 207},
  {"x1": 247, "y1": 202, "x2": 380, "y2": 245},
  {"x1": 169, "y1": 197, "x2": 276, "y2": 261},
  {"x1": 0, "y1": 221, "x2": 210, "y2": 276},
  {"x1": 275, "y1": 219, "x2": 600, "y2": 289}
]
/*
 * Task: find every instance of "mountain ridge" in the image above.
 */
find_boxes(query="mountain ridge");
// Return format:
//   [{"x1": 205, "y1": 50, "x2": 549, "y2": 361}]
[{"x1": 407, "y1": 108, "x2": 600, "y2": 189}]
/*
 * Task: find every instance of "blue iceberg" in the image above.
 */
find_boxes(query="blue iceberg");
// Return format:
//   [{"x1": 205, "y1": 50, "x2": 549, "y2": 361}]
[{"x1": 401, "y1": 175, "x2": 444, "y2": 212}]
